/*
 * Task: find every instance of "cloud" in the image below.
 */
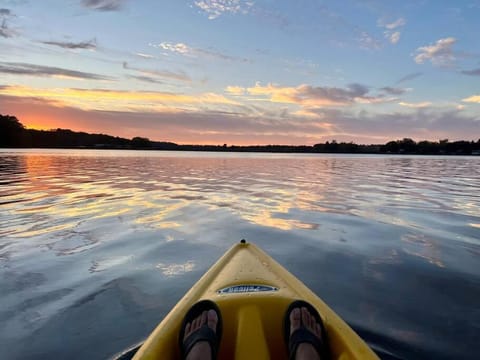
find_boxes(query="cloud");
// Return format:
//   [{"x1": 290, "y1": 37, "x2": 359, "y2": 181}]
[
  {"x1": 42, "y1": 39, "x2": 97, "y2": 50},
  {"x1": 123, "y1": 62, "x2": 191, "y2": 82},
  {"x1": 0, "y1": 85, "x2": 239, "y2": 113},
  {"x1": 414, "y1": 37, "x2": 457, "y2": 66},
  {"x1": 461, "y1": 68, "x2": 480, "y2": 76},
  {"x1": 0, "y1": 8, "x2": 15, "y2": 38},
  {"x1": 135, "y1": 53, "x2": 155, "y2": 59},
  {"x1": 0, "y1": 93, "x2": 334, "y2": 144},
  {"x1": 387, "y1": 31, "x2": 401, "y2": 44},
  {"x1": 157, "y1": 42, "x2": 190, "y2": 54},
  {"x1": 380, "y1": 86, "x2": 406, "y2": 95},
  {"x1": 398, "y1": 101, "x2": 432, "y2": 108},
  {"x1": 378, "y1": 17, "x2": 405, "y2": 44},
  {"x1": 0, "y1": 62, "x2": 112, "y2": 80},
  {"x1": 225, "y1": 86, "x2": 245, "y2": 95},
  {"x1": 245, "y1": 82, "x2": 385, "y2": 107},
  {"x1": 0, "y1": 19, "x2": 13, "y2": 38},
  {"x1": 193, "y1": 0, "x2": 254, "y2": 20},
  {"x1": 396, "y1": 72, "x2": 423, "y2": 84},
  {"x1": 462, "y1": 95, "x2": 480, "y2": 103},
  {"x1": 380, "y1": 17, "x2": 406, "y2": 30},
  {"x1": 152, "y1": 41, "x2": 248, "y2": 62},
  {"x1": 81, "y1": 0, "x2": 125, "y2": 11},
  {"x1": 126, "y1": 75, "x2": 164, "y2": 84},
  {"x1": 2, "y1": 93, "x2": 478, "y2": 145},
  {"x1": 358, "y1": 31, "x2": 381, "y2": 49}
]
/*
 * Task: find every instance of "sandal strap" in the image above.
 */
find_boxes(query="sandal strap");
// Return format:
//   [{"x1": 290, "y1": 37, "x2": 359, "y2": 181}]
[
  {"x1": 289, "y1": 327, "x2": 324, "y2": 360},
  {"x1": 183, "y1": 324, "x2": 218, "y2": 360}
]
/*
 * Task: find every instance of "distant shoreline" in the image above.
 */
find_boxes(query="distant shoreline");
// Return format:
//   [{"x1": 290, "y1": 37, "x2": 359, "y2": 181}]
[
  {"x1": 2, "y1": 114, "x2": 480, "y2": 155},
  {"x1": 2, "y1": 148, "x2": 480, "y2": 157}
]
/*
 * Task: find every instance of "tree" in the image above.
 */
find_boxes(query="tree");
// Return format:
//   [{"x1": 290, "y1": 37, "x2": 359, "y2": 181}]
[
  {"x1": 0, "y1": 114, "x2": 25, "y2": 147},
  {"x1": 398, "y1": 138, "x2": 416, "y2": 153},
  {"x1": 131, "y1": 136, "x2": 151, "y2": 148},
  {"x1": 383, "y1": 140, "x2": 399, "y2": 153}
]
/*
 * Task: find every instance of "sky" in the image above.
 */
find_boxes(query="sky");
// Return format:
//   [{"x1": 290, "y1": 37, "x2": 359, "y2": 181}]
[{"x1": 0, "y1": 0, "x2": 479, "y2": 145}]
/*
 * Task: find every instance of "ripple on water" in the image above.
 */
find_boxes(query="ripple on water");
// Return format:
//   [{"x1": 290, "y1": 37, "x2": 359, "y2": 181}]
[{"x1": 0, "y1": 151, "x2": 479, "y2": 360}]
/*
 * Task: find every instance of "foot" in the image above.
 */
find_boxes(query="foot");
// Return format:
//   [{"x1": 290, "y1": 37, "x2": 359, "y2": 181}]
[
  {"x1": 290, "y1": 307, "x2": 323, "y2": 360},
  {"x1": 183, "y1": 309, "x2": 218, "y2": 360}
]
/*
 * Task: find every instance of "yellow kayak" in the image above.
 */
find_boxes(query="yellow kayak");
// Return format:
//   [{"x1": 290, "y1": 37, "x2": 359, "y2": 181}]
[{"x1": 122, "y1": 240, "x2": 379, "y2": 359}]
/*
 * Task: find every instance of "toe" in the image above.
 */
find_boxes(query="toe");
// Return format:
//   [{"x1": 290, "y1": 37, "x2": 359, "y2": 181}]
[
  {"x1": 201, "y1": 310, "x2": 207, "y2": 326},
  {"x1": 316, "y1": 323, "x2": 322, "y2": 338},
  {"x1": 309, "y1": 312, "x2": 316, "y2": 331},
  {"x1": 290, "y1": 307, "x2": 301, "y2": 334},
  {"x1": 301, "y1": 307, "x2": 310, "y2": 328},
  {"x1": 192, "y1": 316, "x2": 200, "y2": 330},
  {"x1": 207, "y1": 309, "x2": 218, "y2": 332},
  {"x1": 184, "y1": 322, "x2": 191, "y2": 340}
]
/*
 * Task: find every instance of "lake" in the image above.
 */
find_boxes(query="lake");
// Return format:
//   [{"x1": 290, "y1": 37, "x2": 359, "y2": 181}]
[{"x1": 0, "y1": 149, "x2": 479, "y2": 359}]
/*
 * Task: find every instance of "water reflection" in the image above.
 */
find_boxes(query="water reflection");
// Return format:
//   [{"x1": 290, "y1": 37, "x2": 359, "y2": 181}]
[
  {"x1": 401, "y1": 233, "x2": 444, "y2": 268},
  {"x1": 155, "y1": 261, "x2": 195, "y2": 277},
  {"x1": 0, "y1": 150, "x2": 479, "y2": 360}
]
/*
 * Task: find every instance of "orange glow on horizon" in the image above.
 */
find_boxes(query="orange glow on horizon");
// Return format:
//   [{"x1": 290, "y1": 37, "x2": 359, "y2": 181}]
[{"x1": 23, "y1": 118, "x2": 57, "y2": 131}]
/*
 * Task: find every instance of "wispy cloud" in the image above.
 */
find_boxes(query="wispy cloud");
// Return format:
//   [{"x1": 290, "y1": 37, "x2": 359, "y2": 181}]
[
  {"x1": 126, "y1": 75, "x2": 164, "y2": 84},
  {"x1": 396, "y1": 72, "x2": 423, "y2": 84},
  {"x1": 0, "y1": 85, "x2": 239, "y2": 113},
  {"x1": 381, "y1": 17, "x2": 406, "y2": 30},
  {"x1": 42, "y1": 39, "x2": 97, "y2": 50},
  {"x1": 387, "y1": 31, "x2": 401, "y2": 44},
  {"x1": 0, "y1": 62, "x2": 112, "y2": 80},
  {"x1": 193, "y1": 0, "x2": 254, "y2": 20},
  {"x1": 244, "y1": 82, "x2": 387, "y2": 107},
  {"x1": 151, "y1": 41, "x2": 248, "y2": 62},
  {"x1": 399, "y1": 101, "x2": 432, "y2": 108},
  {"x1": 380, "y1": 86, "x2": 407, "y2": 95},
  {"x1": 156, "y1": 42, "x2": 190, "y2": 54},
  {"x1": 461, "y1": 68, "x2": 480, "y2": 76},
  {"x1": 135, "y1": 52, "x2": 155, "y2": 59},
  {"x1": 225, "y1": 86, "x2": 245, "y2": 95},
  {"x1": 462, "y1": 94, "x2": 480, "y2": 103},
  {"x1": 123, "y1": 61, "x2": 191, "y2": 82},
  {"x1": 378, "y1": 17, "x2": 405, "y2": 44},
  {"x1": 414, "y1": 37, "x2": 457, "y2": 66},
  {"x1": 3, "y1": 92, "x2": 478, "y2": 145},
  {"x1": 0, "y1": 19, "x2": 13, "y2": 38},
  {"x1": 358, "y1": 31, "x2": 381, "y2": 49},
  {"x1": 81, "y1": 0, "x2": 126, "y2": 11},
  {"x1": 0, "y1": 8, "x2": 15, "y2": 38}
]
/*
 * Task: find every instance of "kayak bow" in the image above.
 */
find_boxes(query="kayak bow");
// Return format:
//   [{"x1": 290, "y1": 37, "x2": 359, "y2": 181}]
[{"x1": 130, "y1": 240, "x2": 379, "y2": 359}]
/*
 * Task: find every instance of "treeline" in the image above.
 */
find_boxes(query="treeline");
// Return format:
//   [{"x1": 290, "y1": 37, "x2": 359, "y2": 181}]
[
  {"x1": 1, "y1": 114, "x2": 479, "y2": 155},
  {"x1": 176, "y1": 139, "x2": 480, "y2": 155},
  {"x1": 0, "y1": 114, "x2": 166, "y2": 149}
]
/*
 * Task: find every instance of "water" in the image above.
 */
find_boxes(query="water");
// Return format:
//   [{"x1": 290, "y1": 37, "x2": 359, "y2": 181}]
[{"x1": 0, "y1": 149, "x2": 479, "y2": 360}]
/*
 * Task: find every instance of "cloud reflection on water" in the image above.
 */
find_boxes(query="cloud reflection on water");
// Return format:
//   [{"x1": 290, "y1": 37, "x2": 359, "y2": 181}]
[
  {"x1": 1, "y1": 152, "x2": 479, "y2": 257},
  {"x1": 0, "y1": 150, "x2": 479, "y2": 360},
  {"x1": 155, "y1": 261, "x2": 195, "y2": 277}
]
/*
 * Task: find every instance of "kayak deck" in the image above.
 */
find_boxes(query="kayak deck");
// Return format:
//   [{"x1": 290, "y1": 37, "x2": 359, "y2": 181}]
[{"x1": 132, "y1": 241, "x2": 379, "y2": 359}]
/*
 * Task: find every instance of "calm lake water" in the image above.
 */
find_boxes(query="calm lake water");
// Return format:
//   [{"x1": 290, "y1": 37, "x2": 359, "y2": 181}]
[{"x1": 0, "y1": 149, "x2": 479, "y2": 360}]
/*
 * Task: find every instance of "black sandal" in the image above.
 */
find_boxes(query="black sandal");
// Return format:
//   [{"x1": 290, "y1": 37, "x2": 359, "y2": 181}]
[
  {"x1": 284, "y1": 300, "x2": 329, "y2": 360},
  {"x1": 179, "y1": 300, "x2": 223, "y2": 360}
]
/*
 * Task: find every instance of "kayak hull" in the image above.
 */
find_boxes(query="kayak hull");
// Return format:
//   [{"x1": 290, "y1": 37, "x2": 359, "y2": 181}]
[{"x1": 132, "y1": 241, "x2": 379, "y2": 359}]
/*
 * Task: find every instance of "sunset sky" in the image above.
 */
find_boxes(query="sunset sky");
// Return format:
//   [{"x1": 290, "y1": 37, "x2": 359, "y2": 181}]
[{"x1": 1, "y1": 0, "x2": 479, "y2": 145}]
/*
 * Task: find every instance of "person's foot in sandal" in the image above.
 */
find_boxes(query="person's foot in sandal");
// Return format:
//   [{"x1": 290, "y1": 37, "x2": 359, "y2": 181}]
[
  {"x1": 179, "y1": 300, "x2": 222, "y2": 360},
  {"x1": 285, "y1": 300, "x2": 328, "y2": 360}
]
